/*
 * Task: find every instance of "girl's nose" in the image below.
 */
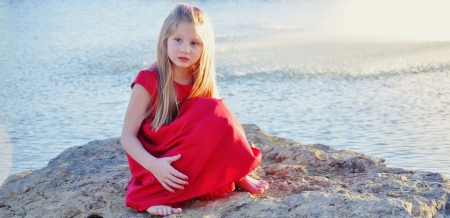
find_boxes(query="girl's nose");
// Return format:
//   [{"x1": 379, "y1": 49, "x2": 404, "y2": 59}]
[{"x1": 180, "y1": 43, "x2": 189, "y2": 54}]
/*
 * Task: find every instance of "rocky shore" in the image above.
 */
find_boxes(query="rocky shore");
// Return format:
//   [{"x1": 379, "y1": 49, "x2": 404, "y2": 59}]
[{"x1": 1, "y1": 124, "x2": 449, "y2": 217}]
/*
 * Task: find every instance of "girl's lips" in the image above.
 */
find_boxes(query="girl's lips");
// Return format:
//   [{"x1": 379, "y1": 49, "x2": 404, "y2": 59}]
[{"x1": 178, "y1": 57, "x2": 189, "y2": 62}]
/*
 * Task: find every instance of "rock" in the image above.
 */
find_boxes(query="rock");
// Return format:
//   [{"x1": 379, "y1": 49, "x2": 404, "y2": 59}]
[{"x1": 1, "y1": 124, "x2": 449, "y2": 218}]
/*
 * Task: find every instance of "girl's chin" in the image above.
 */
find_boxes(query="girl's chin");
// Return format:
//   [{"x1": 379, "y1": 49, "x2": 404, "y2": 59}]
[{"x1": 172, "y1": 62, "x2": 192, "y2": 71}]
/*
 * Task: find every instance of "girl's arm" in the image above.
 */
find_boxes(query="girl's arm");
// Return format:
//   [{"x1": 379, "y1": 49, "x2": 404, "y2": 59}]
[{"x1": 121, "y1": 84, "x2": 188, "y2": 192}]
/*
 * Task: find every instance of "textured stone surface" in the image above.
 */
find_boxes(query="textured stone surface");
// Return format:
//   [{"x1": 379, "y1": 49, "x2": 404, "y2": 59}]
[{"x1": 0, "y1": 124, "x2": 449, "y2": 218}]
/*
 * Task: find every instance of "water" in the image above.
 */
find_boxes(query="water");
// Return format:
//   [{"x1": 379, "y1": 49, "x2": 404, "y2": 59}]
[{"x1": 1, "y1": 0, "x2": 449, "y2": 185}]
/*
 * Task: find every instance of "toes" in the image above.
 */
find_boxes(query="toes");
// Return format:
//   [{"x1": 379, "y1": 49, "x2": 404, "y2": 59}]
[
  {"x1": 147, "y1": 206, "x2": 181, "y2": 216},
  {"x1": 147, "y1": 208, "x2": 157, "y2": 215},
  {"x1": 172, "y1": 207, "x2": 183, "y2": 214},
  {"x1": 255, "y1": 187, "x2": 264, "y2": 194},
  {"x1": 257, "y1": 180, "x2": 269, "y2": 190}
]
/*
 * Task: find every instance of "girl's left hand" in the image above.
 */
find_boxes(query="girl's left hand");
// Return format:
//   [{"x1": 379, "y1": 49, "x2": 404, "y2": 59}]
[{"x1": 148, "y1": 154, "x2": 189, "y2": 192}]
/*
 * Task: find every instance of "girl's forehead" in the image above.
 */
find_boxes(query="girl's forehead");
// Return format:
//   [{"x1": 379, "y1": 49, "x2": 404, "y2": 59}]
[
  {"x1": 172, "y1": 22, "x2": 202, "y2": 39},
  {"x1": 174, "y1": 22, "x2": 195, "y2": 32}
]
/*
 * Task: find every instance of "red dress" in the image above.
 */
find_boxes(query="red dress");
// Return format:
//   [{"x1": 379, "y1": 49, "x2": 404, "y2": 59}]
[{"x1": 125, "y1": 69, "x2": 262, "y2": 212}]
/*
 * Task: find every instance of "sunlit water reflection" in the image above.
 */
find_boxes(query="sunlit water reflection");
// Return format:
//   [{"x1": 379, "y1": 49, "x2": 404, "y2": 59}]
[{"x1": 1, "y1": 0, "x2": 449, "y2": 185}]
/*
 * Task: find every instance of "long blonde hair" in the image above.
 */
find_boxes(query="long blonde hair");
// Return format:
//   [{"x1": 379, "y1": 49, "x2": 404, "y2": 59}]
[{"x1": 152, "y1": 3, "x2": 218, "y2": 130}]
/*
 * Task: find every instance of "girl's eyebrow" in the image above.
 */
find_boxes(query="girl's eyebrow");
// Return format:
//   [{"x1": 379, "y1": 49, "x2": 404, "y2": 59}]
[{"x1": 171, "y1": 34, "x2": 200, "y2": 41}]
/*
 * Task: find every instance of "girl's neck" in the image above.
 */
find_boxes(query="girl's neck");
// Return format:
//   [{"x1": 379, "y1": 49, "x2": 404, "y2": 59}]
[{"x1": 172, "y1": 65, "x2": 194, "y2": 85}]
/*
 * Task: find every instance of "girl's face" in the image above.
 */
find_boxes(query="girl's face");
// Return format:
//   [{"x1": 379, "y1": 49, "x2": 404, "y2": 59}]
[{"x1": 167, "y1": 22, "x2": 203, "y2": 73}]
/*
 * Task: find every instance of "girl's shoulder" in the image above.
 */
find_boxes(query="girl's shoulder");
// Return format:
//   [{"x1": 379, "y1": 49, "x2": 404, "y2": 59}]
[
  {"x1": 135, "y1": 67, "x2": 158, "y2": 81},
  {"x1": 131, "y1": 66, "x2": 159, "y2": 98}
]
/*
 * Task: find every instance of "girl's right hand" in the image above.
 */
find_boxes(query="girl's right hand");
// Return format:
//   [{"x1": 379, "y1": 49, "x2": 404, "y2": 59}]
[{"x1": 148, "y1": 154, "x2": 189, "y2": 193}]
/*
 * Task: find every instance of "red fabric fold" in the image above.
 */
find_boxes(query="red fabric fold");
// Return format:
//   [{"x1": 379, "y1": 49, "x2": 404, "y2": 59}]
[{"x1": 125, "y1": 70, "x2": 262, "y2": 212}]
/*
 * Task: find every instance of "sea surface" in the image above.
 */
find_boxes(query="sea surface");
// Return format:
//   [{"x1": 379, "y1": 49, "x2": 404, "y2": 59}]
[{"x1": 1, "y1": 0, "x2": 449, "y2": 185}]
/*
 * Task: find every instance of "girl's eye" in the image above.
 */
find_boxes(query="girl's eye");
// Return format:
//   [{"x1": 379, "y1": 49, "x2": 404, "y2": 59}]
[
  {"x1": 175, "y1": 38, "x2": 181, "y2": 42},
  {"x1": 191, "y1": 42, "x2": 197, "y2": 46}
]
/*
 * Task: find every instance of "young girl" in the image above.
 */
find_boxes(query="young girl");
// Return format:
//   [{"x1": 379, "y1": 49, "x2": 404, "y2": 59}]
[{"x1": 121, "y1": 3, "x2": 269, "y2": 216}]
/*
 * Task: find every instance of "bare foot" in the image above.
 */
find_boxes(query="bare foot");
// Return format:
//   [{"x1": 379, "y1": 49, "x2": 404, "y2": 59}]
[
  {"x1": 146, "y1": 205, "x2": 182, "y2": 216},
  {"x1": 235, "y1": 176, "x2": 269, "y2": 195}
]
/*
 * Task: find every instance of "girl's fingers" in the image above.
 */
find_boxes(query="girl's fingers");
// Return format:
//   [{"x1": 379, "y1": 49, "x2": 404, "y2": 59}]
[
  {"x1": 170, "y1": 169, "x2": 188, "y2": 180},
  {"x1": 161, "y1": 182, "x2": 175, "y2": 193},
  {"x1": 165, "y1": 179, "x2": 184, "y2": 189},
  {"x1": 169, "y1": 175, "x2": 189, "y2": 185},
  {"x1": 165, "y1": 154, "x2": 181, "y2": 163}
]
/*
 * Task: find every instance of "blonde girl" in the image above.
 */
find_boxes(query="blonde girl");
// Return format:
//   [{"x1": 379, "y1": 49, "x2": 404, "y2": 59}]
[{"x1": 121, "y1": 3, "x2": 268, "y2": 216}]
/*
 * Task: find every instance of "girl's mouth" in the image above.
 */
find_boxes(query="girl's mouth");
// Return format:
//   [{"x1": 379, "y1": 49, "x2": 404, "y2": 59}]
[{"x1": 178, "y1": 57, "x2": 189, "y2": 62}]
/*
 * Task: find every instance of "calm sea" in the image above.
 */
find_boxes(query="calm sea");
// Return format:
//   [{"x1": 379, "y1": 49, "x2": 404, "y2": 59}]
[{"x1": 1, "y1": 0, "x2": 449, "y2": 184}]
